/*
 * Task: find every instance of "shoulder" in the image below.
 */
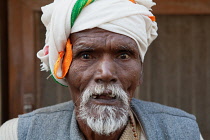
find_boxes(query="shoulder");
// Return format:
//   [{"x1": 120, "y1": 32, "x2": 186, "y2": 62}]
[
  {"x1": 131, "y1": 98, "x2": 201, "y2": 139},
  {"x1": 18, "y1": 101, "x2": 75, "y2": 140},
  {"x1": 18, "y1": 101, "x2": 75, "y2": 126},
  {"x1": 0, "y1": 118, "x2": 18, "y2": 140},
  {"x1": 131, "y1": 98, "x2": 195, "y2": 119},
  {"x1": 19, "y1": 100, "x2": 74, "y2": 119}
]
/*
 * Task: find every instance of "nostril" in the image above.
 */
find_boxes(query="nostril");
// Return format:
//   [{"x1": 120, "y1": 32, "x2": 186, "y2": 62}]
[{"x1": 95, "y1": 78, "x2": 117, "y2": 84}]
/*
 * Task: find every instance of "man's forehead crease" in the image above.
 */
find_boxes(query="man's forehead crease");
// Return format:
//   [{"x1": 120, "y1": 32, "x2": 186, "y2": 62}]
[
  {"x1": 72, "y1": 39, "x2": 95, "y2": 48},
  {"x1": 73, "y1": 45, "x2": 95, "y2": 53},
  {"x1": 72, "y1": 37, "x2": 102, "y2": 46},
  {"x1": 73, "y1": 35, "x2": 104, "y2": 42}
]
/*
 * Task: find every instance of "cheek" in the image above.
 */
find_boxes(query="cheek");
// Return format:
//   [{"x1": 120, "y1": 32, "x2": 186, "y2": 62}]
[
  {"x1": 67, "y1": 60, "x2": 94, "y2": 91},
  {"x1": 118, "y1": 62, "x2": 141, "y2": 94},
  {"x1": 67, "y1": 65, "x2": 82, "y2": 87},
  {"x1": 130, "y1": 63, "x2": 141, "y2": 83}
]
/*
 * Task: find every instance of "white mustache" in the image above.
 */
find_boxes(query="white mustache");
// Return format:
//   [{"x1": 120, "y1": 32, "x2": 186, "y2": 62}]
[{"x1": 80, "y1": 84, "x2": 129, "y2": 106}]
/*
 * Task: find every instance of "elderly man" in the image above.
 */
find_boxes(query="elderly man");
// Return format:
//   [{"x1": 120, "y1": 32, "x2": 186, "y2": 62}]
[{"x1": 0, "y1": 0, "x2": 202, "y2": 139}]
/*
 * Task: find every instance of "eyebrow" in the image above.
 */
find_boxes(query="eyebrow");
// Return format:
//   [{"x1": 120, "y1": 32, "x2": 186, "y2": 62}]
[
  {"x1": 72, "y1": 45, "x2": 95, "y2": 56},
  {"x1": 115, "y1": 45, "x2": 137, "y2": 52},
  {"x1": 72, "y1": 43, "x2": 138, "y2": 55}
]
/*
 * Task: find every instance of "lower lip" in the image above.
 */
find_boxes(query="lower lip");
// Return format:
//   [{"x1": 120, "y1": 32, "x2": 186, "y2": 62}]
[{"x1": 90, "y1": 98, "x2": 121, "y2": 106}]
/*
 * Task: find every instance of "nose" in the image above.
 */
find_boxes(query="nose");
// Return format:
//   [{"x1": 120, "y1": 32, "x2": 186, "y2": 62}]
[{"x1": 94, "y1": 58, "x2": 117, "y2": 84}]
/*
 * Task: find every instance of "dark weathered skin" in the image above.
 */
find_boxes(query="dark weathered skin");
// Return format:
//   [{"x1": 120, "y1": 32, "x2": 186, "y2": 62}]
[{"x1": 66, "y1": 28, "x2": 143, "y2": 140}]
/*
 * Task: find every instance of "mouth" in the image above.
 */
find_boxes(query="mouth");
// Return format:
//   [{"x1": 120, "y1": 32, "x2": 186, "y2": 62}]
[
  {"x1": 91, "y1": 93, "x2": 116, "y2": 100},
  {"x1": 89, "y1": 90, "x2": 119, "y2": 105}
]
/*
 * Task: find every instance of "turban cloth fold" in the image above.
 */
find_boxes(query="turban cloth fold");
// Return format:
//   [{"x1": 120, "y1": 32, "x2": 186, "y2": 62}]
[{"x1": 37, "y1": 0, "x2": 158, "y2": 86}]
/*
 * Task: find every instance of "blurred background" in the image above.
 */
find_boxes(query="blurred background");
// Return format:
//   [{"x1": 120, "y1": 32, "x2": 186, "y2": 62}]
[{"x1": 0, "y1": 0, "x2": 210, "y2": 139}]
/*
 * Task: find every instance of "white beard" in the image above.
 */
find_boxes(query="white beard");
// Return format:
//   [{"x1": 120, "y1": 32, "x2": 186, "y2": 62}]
[{"x1": 78, "y1": 84, "x2": 130, "y2": 135}]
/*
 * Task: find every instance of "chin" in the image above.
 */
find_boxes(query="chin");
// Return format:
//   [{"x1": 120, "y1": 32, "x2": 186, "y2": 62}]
[{"x1": 78, "y1": 103, "x2": 129, "y2": 135}]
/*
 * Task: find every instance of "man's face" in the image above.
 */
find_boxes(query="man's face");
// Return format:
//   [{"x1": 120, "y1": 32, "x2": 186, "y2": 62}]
[{"x1": 66, "y1": 28, "x2": 142, "y2": 135}]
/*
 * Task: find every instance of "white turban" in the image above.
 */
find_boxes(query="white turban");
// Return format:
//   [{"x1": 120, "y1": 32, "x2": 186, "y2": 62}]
[{"x1": 37, "y1": 0, "x2": 158, "y2": 86}]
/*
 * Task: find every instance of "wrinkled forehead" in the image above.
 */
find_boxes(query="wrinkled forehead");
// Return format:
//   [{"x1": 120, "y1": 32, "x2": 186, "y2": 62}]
[{"x1": 70, "y1": 28, "x2": 140, "y2": 57}]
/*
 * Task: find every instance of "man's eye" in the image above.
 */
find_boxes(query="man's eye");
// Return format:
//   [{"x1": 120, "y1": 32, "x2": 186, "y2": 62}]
[
  {"x1": 118, "y1": 53, "x2": 130, "y2": 59},
  {"x1": 81, "y1": 54, "x2": 92, "y2": 59}
]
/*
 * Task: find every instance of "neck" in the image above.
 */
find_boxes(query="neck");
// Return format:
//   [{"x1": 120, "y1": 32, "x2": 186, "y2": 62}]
[{"x1": 77, "y1": 118, "x2": 127, "y2": 140}]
